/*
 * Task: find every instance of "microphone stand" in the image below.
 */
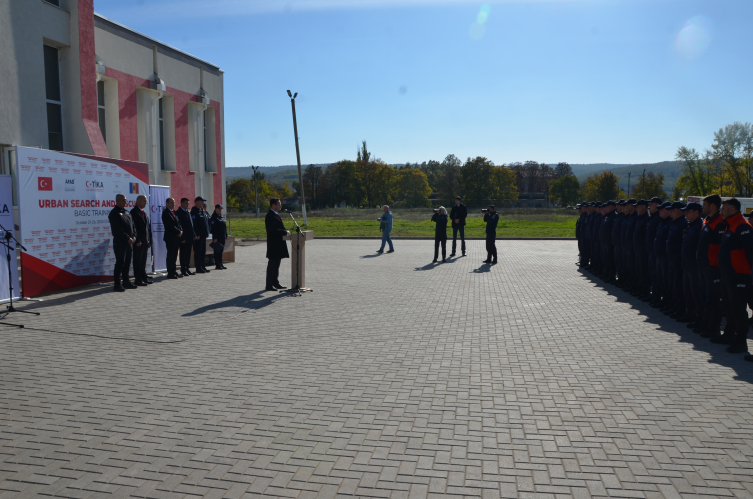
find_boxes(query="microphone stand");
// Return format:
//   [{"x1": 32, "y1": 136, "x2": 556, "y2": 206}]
[
  {"x1": 0, "y1": 222, "x2": 40, "y2": 327},
  {"x1": 280, "y1": 211, "x2": 312, "y2": 296}
]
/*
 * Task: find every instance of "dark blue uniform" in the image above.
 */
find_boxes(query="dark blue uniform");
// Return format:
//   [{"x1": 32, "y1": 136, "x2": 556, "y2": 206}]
[
  {"x1": 645, "y1": 211, "x2": 662, "y2": 302},
  {"x1": 681, "y1": 217, "x2": 702, "y2": 321},
  {"x1": 623, "y1": 212, "x2": 637, "y2": 289},
  {"x1": 191, "y1": 206, "x2": 211, "y2": 273},
  {"x1": 611, "y1": 212, "x2": 624, "y2": 281},
  {"x1": 599, "y1": 209, "x2": 616, "y2": 280},
  {"x1": 577, "y1": 212, "x2": 588, "y2": 265},
  {"x1": 209, "y1": 212, "x2": 228, "y2": 269},
  {"x1": 653, "y1": 216, "x2": 672, "y2": 306},
  {"x1": 666, "y1": 215, "x2": 688, "y2": 315},
  {"x1": 633, "y1": 211, "x2": 650, "y2": 296}
]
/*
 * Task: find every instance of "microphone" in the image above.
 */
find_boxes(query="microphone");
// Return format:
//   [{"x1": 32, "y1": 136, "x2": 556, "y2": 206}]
[{"x1": 284, "y1": 209, "x2": 295, "y2": 214}]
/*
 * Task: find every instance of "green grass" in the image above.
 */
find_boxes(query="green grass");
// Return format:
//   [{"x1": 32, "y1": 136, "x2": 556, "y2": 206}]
[{"x1": 228, "y1": 210, "x2": 577, "y2": 238}]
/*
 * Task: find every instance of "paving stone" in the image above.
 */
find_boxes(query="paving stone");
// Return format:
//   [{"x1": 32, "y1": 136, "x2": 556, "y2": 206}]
[{"x1": 1, "y1": 240, "x2": 752, "y2": 497}]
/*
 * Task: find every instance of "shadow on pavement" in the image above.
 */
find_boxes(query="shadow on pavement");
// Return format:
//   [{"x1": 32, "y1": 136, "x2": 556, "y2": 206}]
[
  {"x1": 361, "y1": 253, "x2": 382, "y2": 259},
  {"x1": 414, "y1": 262, "x2": 439, "y2": 271},
  {"x1": 472, "y1": 263, "x2": 492, "y2": 273},
  {"x1": 579, "y1": 268, "x2": 753, "y2": 384},
  {"x1": 183, "y1": 289, "x2": 292, "y2": 317}
]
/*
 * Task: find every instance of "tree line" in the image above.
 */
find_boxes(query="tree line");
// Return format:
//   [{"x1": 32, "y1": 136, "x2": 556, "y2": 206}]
[{"x1": 227, "y1": 142, "x2": 585, "y2": 211}]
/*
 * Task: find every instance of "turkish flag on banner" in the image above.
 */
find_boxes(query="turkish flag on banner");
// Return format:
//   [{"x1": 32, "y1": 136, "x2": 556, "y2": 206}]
[{"x1": 38, "y1": 177, "x2": 52, "y2": 191}]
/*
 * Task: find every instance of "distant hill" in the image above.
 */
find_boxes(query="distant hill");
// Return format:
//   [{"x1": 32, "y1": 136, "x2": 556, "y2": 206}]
[{"x1": 573, "y1": 161, "x2": 683, "y2": 193}]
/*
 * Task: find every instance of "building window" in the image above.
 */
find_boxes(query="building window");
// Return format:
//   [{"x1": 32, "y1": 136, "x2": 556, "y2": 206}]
[
  {"x1": 97, "y1": 80, "x2": 106, "y2": 143},
  {"x1": 43, "y1": 45, "x2": 63, "y2": 151},
  {"x1": 158, "y1": 98, "x2": 166, "y2": 170},
  {"x1": 43, "y1": 0, "x2": 60, "y2": 6}
]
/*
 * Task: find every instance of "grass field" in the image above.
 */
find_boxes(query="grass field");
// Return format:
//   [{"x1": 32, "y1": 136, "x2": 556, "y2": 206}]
[{"x1": 228, "y1": 208, "x2": 577, "y2": 238}]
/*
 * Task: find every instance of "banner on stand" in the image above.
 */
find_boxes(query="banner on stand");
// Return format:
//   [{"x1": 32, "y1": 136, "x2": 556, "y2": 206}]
[
  {"x1": 0, "y1": 175, "x2": 21, "y2": 303},
  {"x1": 14, "y1": 146, "x2": 149, "y2": 297},
  {"x1": 149, "y1": 185, "x2": 169, "y2": 273}
]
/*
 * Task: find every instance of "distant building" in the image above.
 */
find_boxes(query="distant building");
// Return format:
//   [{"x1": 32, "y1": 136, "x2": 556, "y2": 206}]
[{"x1": 0, "y1": 0, "x2": 226, "y2": 208}]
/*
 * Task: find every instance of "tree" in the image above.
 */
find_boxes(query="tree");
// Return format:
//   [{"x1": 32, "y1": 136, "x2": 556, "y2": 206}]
[
  {"x1": 554, "y1": 162, "x2": 573, "y2": 178},
  {"x1": 435, "y1": 154, "x2": 462, "y2": 203},
  {"x1": 711, "y1": 122, "x2": 753, "y2": 196},
  {"x1": 580, "y1": 171, "x2": 626, "y2": 201},
  {"x1": 302, "y1": 165, "x2": 325, "y2": 208},
  {"x1": 356, "y1": 141, "x2": 379, "y2": 207},
  {"x1": 373, "y1": 161, "x2": 399, "y2": 206},
  {"x1": 491, "y1": 166, "x2": 519, "y2": 206},
  {"x1": 549, "y1": 175, "x2": 579, "y2": 207},
  {"x1": 674, "y1": 147, "x2": 717, "y2": 198},
  {"x1": 461, "y1": 156, "x2": 496, "y2": 206},
  {"x1": 227, "y1": 178, "x2": 253, "y2": 209},
  {"x1": 630, "y1": 172, "x2": 667, "y2": 200},
  {"x1": 398, "y1": 168, "x2": 431, "y2": 207}
]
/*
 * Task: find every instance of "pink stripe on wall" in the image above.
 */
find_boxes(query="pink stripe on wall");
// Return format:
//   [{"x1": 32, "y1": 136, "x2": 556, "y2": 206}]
[
  {"x1": 212, "y1": 103, "x2": 223, "y2": 205},
  {"x1": 78, "y1": 0, "x2": 109, "y2": 157}
]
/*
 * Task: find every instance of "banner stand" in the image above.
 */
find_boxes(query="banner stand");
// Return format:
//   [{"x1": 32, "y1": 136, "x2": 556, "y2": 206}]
[{"x1": 149, "y1": 185, "x2": 169, "y2": 274}]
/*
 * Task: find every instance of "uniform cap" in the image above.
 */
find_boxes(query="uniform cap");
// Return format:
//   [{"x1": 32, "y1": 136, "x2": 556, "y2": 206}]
[
  {"x1": 635, "y1": 199, "x2": 649, "y2": 206},
  {"x1": 605, "y1": 200, "x2": 617, "y2": 207},
  {"x1": 195, "y1": 196, "x2": 207, "y2": 202},
  {"x1": 626, "y1": 198, "x2": 637, "y2": 205},
  {"x1": 576, "y1": 204, "x2": 581, "y2": 208},
  {"x1": 617, "y1": 200, "x2": 627, "y2": 206},
  {"x1": 649, "y1": 197, "x2": 663, "y2": 204},
  {"x1": 745, "y1": 211, "x2": 753, "y2": 218},
  {"x1": 659, "y1": 202, "x2": 672, "y2": 209},
  {"x1": 670, "y1": 201, "x2": 686, "y2": 210},
  {"x1": 595, "y1": 202, "x2": 603, "y2": 207},
  {"x1": 215, "y1": 204, "x2": 223, "y2": 209},
  {"x1": 681, "y1": 202, "x2": 702, "y2": 212}
]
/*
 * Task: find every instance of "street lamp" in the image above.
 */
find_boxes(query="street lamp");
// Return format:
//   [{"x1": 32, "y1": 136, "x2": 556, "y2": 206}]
[
  {"x1": 287, "y1": 90, "x2": 307, "y2": 224},
  {"x1": 251, "y1": 165, "x2": 260, "y2": 218}
]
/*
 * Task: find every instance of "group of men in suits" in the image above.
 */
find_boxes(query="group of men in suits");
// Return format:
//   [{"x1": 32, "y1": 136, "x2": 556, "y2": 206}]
[
  {"x1": 107, "y1": 194, "x2": 223, "y2": 291},
  {"x1": 161, "y1": 196, "x2": 222, "y2": 279}
]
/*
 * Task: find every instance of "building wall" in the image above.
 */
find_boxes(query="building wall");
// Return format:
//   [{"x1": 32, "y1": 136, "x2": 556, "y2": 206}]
[{"x1": 0, "y1": 0, "x2": 226, "y2": 209}]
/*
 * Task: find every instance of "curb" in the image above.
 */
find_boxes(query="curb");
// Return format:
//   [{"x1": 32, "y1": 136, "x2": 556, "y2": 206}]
[{"x1": 236, "y1": 236, "x2": 576, "y2": 242}]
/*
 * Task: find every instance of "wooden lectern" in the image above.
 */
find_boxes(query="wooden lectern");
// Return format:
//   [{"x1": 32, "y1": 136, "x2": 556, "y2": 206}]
[{"x1": 283, "y1": 230, "x2": 314, "y2": 291}]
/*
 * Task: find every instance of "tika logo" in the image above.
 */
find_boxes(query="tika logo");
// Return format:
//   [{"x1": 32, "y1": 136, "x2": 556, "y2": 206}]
[{"x1": 38, "y1": 177, "x2": 52, "y2": 191}]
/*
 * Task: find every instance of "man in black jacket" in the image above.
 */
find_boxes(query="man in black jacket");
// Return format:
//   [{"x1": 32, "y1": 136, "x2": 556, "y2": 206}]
[
  {"x1": 191, "y1": 196, "x2": 211, "y2": 273},
  {"x1": 265, "y1": 198, "x2": 290, "y2": 291},
  {"x1": 483, "y1": 205, "x2": 499, "y2": 264},
  {"x1": 176, "y1": 198, "x2": 195, "y2": 276},
  {"x1": 108, "y1": 193, "x2": 137, "y2": 292},
  {"x1": 449, "y1": 196, "x2": 467, "y2": 257},
  {"x1": 161, "y1": 197, "x2": 183, "y2": 279},
  {"x1": 130, "y1": 194, "x2": 152, "y2": 286}
]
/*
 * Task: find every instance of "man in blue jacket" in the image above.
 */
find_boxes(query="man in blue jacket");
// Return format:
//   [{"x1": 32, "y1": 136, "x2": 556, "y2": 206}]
[{"x1": 376, "y1": 205, "x2": 394, "y2": 254}]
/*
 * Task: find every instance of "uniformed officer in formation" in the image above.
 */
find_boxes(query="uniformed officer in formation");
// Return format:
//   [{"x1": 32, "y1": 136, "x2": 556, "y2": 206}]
[{"x1": 575, "y1": 195, "x2": 752, "y2": 362}]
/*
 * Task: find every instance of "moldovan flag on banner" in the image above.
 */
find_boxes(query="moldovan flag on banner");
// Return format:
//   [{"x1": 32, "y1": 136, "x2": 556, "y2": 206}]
[{"x1": 129, "y1": 182, "x2": 139, "y2": 194}]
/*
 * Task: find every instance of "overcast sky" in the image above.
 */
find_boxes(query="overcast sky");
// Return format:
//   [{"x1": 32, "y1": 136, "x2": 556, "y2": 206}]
[{"x1": 94, "y1": 0, "x2": 752, "y2": 167}]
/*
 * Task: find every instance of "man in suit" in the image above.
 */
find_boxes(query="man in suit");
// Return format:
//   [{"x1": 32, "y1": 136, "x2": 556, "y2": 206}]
[
  {"x1": 265, "y1": 198, "x2": 290, "y2": 291},
  {"x1": 107, "y1": 193, "x2": 137, "y2": 292},
  {"x1": 176, "y1": 197, "x2": 195, "y2": 276},
  {"x1": 130, "y1": 194, "x2": 152, "y2": 286},
  {"x1": 161, "y1": 197, "x2": 183, "y2": 279},
  {"x1": 191, "y1": 196, "x2": 210, "y2": 273}
]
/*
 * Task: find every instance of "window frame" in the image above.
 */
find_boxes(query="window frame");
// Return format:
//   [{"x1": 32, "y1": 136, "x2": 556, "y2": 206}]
[
  {"x1": 97, "y1": 80, "x2": 107, "y2": 144},
  {"x1": 43, "y1": 44, "x2": 64, "y2": 151},
  {"x1": 158, "y1": 98, "x2": 166, "y2": 171}
]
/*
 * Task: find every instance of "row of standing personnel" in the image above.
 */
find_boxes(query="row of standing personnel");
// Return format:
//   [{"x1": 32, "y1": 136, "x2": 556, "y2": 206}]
[
  {"x1": 575, "y1": 195, "x2": 753, "y2": 362},
  {"x1": 108, "y1": 195, "x2": 228, "y2": 291}
]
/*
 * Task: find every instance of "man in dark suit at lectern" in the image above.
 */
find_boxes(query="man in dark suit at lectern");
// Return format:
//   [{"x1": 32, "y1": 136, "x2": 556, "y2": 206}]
[
  {"x1": 265, "y1": 198, "x2": 290, "y2": 291},
  {"x1": 162, "y1": 197, "x2": 183, "y2": 279}
]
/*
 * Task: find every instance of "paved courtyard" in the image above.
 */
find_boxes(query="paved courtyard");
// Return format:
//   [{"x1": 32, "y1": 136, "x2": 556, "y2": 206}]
[{"x1": 1, "y1": 239, "x2": 752, "y2": 499}]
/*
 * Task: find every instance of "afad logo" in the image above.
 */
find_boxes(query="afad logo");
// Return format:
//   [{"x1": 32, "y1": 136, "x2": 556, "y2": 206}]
[
  {"x1": 38, "y1": 177, "x2": 52, "y2": 191},
  {"x1": 65, "y1": 178, "x2": 75, "y2": 192},
  {"x1": 0, "y1": 204, "x2": 9, "y2": 214},
  {"x1": 86, "y1": 180, "x2": 104, "y2": 191}
]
